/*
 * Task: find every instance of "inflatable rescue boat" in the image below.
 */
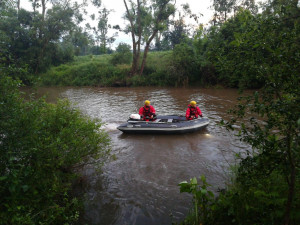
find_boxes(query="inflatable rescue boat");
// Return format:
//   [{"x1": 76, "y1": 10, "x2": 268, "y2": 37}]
[{"x1": 117, "y1": 114, "x2": 209, "y2": 134}]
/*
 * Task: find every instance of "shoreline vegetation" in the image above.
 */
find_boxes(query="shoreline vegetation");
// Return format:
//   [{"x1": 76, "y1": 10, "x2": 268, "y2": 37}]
[
  {"x1": 39, "y1": 52, "x2": 178, "y2": 88},
  {"x1": 36, "y1": 47, "x2": 259, "y2": 89},
  {"x1": 0, "y1": 76, "x2": 111, "y2": 224}
]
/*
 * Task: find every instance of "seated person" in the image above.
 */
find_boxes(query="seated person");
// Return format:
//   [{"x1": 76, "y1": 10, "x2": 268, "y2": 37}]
[
  {"x1": 139, "y1": 100, "x2": 156, "y2": 121},
  {"x1": 186, "y1": 101, "x2": 203, "y2": 120}
]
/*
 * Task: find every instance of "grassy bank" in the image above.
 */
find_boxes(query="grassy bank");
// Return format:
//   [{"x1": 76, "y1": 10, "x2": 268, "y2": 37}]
[{"x1": 39, "y1": 52, "x2": 175, "y2": 87}]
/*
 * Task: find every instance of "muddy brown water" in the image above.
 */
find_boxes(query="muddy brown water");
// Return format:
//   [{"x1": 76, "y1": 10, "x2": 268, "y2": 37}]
[{"x1": 23, "y1": 86, "x2": 251, "y2": 225}]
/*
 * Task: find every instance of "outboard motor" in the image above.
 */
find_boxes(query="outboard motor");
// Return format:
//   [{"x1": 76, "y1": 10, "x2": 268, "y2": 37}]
[{"x1": 129, "y1": 114, "x2": 141, "y2": 121}]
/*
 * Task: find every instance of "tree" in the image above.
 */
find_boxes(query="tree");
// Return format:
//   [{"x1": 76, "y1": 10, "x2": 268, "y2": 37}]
[
  {"x1": 165, "y1": 17, "x2": 189, "y2": 49},
  {"x1": 0, "y1": 0, "x2": 17, "y2": 10},
  {"x1": 169, "y1": 42, "x2": 198, "y2": 86},
  {"x1": 155, "y1": 3, "x2": 200, "y2": 50},
  {"x1": 66, "y1": 28, "x2": 92, "y2": 56},
  {"x1": 217, "y1": 3, "x2": 300, "y2": 224},
  {"x1": 179, "y1": 2, "x2": 300, "y2": 223},
  {"x1": 212, "y1": 0, "x2": 237, "y2": 24},
  {"x1": 204, "y1": 9, "x2": 264, "y2": 88},
  {"x1": 0, "y1": 0, "x2": 87, "y2": 74},
  {"x1": 28, "y1": 0, "x2": 50, "y2": 18},
  {"x1": 123, "y1": 0, "x2": 175, "y2": 75},
  {"x1": 34, "y1": 5, "x2": 75, "y2": 72},
  {"x1": 93, "y1": 7, "x2": 117, "y2": 54},
  {"x1": 110, "y1": 42, "x2": 132, "y2": 65},
  {"x1": 235, "y1": 0, "x2": 258, "y2": 14}
]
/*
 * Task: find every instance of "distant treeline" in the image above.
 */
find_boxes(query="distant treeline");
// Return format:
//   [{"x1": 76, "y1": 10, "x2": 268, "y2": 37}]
[{"x1": 1, "y1": 0, "x2": 299, "y2": 89}]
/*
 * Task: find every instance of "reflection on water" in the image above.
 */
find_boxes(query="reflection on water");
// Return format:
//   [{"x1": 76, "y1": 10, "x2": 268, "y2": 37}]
[{"x1": 22, "y1": 86, "x2": 251, "y2": 225}]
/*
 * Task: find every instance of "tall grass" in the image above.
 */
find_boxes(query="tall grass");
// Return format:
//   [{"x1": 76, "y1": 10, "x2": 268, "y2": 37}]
[{"x1": 39, "y1": 52, "x2": 175, "y2": 87}]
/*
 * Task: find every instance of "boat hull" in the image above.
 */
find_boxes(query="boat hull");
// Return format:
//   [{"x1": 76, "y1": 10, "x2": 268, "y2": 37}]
[{"x1": 117, "y1": 115, "x2": 209, "y2": 134}]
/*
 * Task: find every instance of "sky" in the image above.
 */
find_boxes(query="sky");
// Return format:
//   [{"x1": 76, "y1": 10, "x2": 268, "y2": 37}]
[
  {"x1": 101, "y1": 0, "x2": 214, "y2": 47},
  {"x1": 99, "y1": 0, "x2": 215, "y2": 27},
  {"x1": 20, "y1": 0, "x2": 215, "y2": 48}
]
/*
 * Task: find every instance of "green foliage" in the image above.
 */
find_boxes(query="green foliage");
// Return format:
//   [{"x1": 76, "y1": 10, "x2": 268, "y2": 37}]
[
  {"x1": 110, "y1": 43, "x2": 132, "y2": 65},
  {"x1": 0, "y1": 3, "x2": 98, "y2": 84},
  {"x1": 214, "y1": 13, "x2": 300, "y2": 217},
  {"x1": 67, "y1": 28, "x2": 91, "y2": 56},
  {"x1": 123, "y1": 0, "x2": 176, "y2": 74},
  {"x1": 212, "y1": 0, "x2": 237, "y2": 24},
  {"x1": 168, "y1": 43, "x2": 199, "y2": 86},
  {"x1": 40, "y1": 52, "x2": 179, "y2": 87},
  {"x1": 93, "y1": 7, "x2": 116, "y2": 54},
  {"x1": 178, "y1": 176, "x2": 215, "y2": 225},
  {"x1": 0, "y1": 76, "x2": 110, "y2": 224},
  {"x1": 140, "y1": 51, "x2": 175, "y2": 86},
  {"x1": 180, "y1": 2, "x2": 300, "y2": 225},
  {"x1": 196, "y1": 4, "x2": 300, "y2": 89},
  {"x1": 208, "y1": 159, "x2": 300, "y2": 225},
  {"x1": 163, "y1": 18, "x2": 189, "y2": 49},
  {"x1": 40, "y1": 55, "x2": 131, "y2": 86},
  {"x1": 203, "y1": 9, "x2": 264, "y2": 88}
]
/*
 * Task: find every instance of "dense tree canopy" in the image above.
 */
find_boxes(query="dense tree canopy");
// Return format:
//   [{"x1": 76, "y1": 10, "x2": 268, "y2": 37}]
[{"x1": 178, "y1": 1, "x2": 300, "y2": 224}]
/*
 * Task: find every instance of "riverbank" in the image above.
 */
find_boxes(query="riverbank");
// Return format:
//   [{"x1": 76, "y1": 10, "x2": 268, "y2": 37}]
[
  {"x1": 38, "y1": 50, "x2": 221, "y2": 88},
  {"x1": 39, "y1": 52, "x2": 178, "y2": 87}
]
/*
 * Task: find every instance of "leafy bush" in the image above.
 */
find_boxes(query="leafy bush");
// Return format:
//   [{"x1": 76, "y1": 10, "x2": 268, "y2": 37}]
[
  {"x1": 208, "y1": 158, "x2": 300, "y2": 225},
  {"x1": 0, "y1": 76, "x2": 110, "y2": 224},
  {"x1": 178, "y1": 176, "x2": 215, "y2": 225},
  {"x1": 40, "y1": 54, "x2": 132, "y2": 86},
  {"x1": 110, "y1": 43, "x2": 132, "y2": 65},
  {"x1": 168, "y1": 43, "x2": 200, "y2": 87},
  {"x1": 179, "y1": 4, "x2": 300, "y2": 224}
]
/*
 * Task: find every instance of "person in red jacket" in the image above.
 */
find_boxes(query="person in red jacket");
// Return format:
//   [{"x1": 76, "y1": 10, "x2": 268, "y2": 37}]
[
  {"x1": 139, "y1": 100, "x2": 156, "y2": 121},
  {"x1": 186, "y1": 101, "x2": 203, "y2": 120}
]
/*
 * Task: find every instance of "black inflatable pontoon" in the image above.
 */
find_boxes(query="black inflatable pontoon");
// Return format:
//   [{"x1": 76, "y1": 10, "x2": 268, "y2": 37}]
[{"x1": 117, "y1": 115, "x2": 209, "y2": 134}]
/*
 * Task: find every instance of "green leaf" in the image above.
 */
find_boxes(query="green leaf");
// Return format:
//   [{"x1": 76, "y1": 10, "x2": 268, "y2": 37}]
[
  {"x1": 22, "y1": 185, "x2": 29, "y2": 192},
  {"x1": 201, "y1": 188, "x2": 207, "y2": 195},
  {"x1": 190, "y1": 177, "x2": 198, "y2": 185},
  {"x1": 179, "y1": 181, "x2": 191, "y2": 193},
  {"x1": 0, "y1": 176, "x2": 7, "y2": 181}
]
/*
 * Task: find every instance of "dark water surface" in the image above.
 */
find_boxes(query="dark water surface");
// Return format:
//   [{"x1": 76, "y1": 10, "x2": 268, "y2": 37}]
[{"x1": 23, "y1": 86, "x2": 250, "y2": 225}]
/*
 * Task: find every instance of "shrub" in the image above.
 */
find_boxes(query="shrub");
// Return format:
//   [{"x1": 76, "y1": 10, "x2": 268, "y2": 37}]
[
  {"x1": 110, "y1": 43, "x2": 132, "y2": 65},
  {"x1": 0, "y1": 76, "x2": 110, "y2": 224},
  {"x1": 168, "y1": 43, "x2": 200, "y2": 87}
]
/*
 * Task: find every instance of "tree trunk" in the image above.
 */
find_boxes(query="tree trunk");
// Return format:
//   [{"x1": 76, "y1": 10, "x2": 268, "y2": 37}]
[
  {"x1": 33, "y1": 0, "x2": 37, "y2": 13},
  {"x1": 138, "y1": 1, "x2": 168, "y2": 75},
  {"x1": 135, "y1": 0, "x2": 142, "y2": 75},
  {"x1": 283, "y1": 132, "x2": 296, "y2": 225},
  {"x1": 139, "y1": 30, "x2": 158, "y2": 75},
  {"x1": 35, "y1": 38, "x2": 48, "y2": 74},
  {"x1": 131, "y1": 42, "x2": 138, "y2": 75},
  {"x1": 139, "y1": 45, "x2": 149, "y2": 76},
  {"x1": 41, "y1": 0, "x2": 46, "y2": 19},
  {"x1": 17, "y1": 0, "x2": 20, "y2": 11},
  {"x1": 124, "y1": 0, "x2": 139, "y2": 75}
]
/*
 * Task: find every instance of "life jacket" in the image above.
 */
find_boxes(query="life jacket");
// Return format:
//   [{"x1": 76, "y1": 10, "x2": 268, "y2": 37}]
[
  {"x1": 143, "y1": 106, "x2": 152, "y2": 117},
  {"x1": 189, "y1": 106, "x2": 198, "y2": 118}
]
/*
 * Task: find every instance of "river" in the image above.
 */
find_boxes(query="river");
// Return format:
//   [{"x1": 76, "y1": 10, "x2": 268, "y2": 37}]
[{"x1": 24, "y1": 86, "x2": 250, "y2": 225}]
